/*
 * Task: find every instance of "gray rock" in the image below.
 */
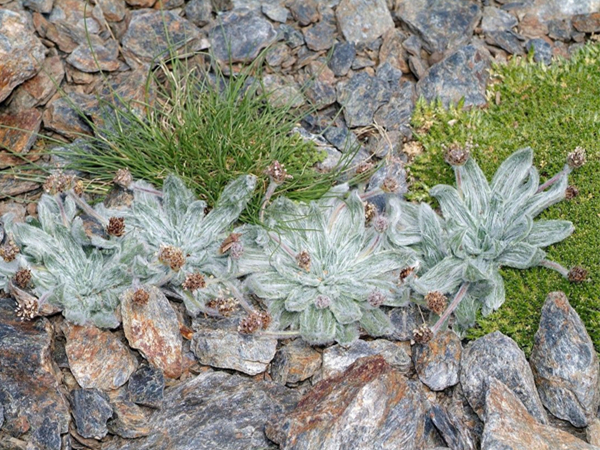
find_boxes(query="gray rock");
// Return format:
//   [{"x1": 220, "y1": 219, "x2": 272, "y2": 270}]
[
  {"x1": 328, "y1": 42, "x2": 355, "y2": 76},
  {"x1": 403, "y1": 35, "x2": 422, "y2": 56},
  {"x1": 271, "y1": 339, "x2": 322, "y2": 385},
  {"x1": 520, "y1": 0, "x2": 600, "y2": 21},
  {"x1": 71, "y1": 389, "x2": 113, "y2": 440},
  {"x1": 23, "y1": 0, "x2": 53, "y2": 13},
  {"x1": 429, "y1": 403, "x2": 478, "y2": 450},
  {"x1": 279, "y1": 23, "x2": 305, "y2": 48},
  {"x1": 192, "y1": 317, "x2": 277, "y2": 375},
  {"x1": 389, "y1": 303, "x2": 422, "y2": 341},
  {"x1": 107, "y1": 399, "x2": 151, "y2": 439},
  {"x1": 366, "y1": 131, "x2": 402, "y2": 158},
  {"x1": 305, "y1": 79, "x2": 337, "y2": 109},
  {"x1": 366, "y1": 158, "x2": 408, "y2": 207},
  {"x1": 481, "y1": 6, "x2": 518, "y2": 33},
  {"x1": 210, "y1": 10, "x2": 277, "y2": 63},
  {"x1": 413, "y1": 330, "x2": 462, "y2": 391},
  {"x1": 417, "y1": 44, "x2": 491, "y2": 109},
  {"x1": 571, "y1": 12, "x2": 600, "y2": 33},
  {"x1": 303, "y1": 18, "x2": 336, "y2": 51},
  {"x1": 395, "y1": 0, "x2": 482, "y2": 54},
  {"x1": 0, "y1": 403, "x2": 3, "y2": 430},
  {"x1": 409, "y1": 55, "x2": 428, "y2": 79},
  {"x1": 262, "y1": 3, "x2": 288, "y2": 23},
  {"x1": 337, "y1": 71, "x2": 390, "y2": 128},
  {"x1": 377, "y1": 61, "x2": 404, "y2": 88},
  {"x1": 547, "y1": 19, "x2": 573, "y2": 41},
  {"x1": 96, "y1": 0, "x2": 126, "y2": 21},
  {"x1": 0, "y1": 10, "x2": 47, "y2": 103},
  {"x1": 351, "y1": 56, "x2": 375, "y2": 70},
  {"x1": 66, "y1": 40, "x2": 120, "y2": 73},
  {"x1": 460, "y1": 331, "x2": 548, "y2": 424},
  {"x1": 287, "y1": 0, "x2": 320, "y2": 26},
  {"x1": 103, "y1": 371, "x2": 301, "y2": 450},
  {"x1": 8, "y1": 55, "x2": 64, "y2": 110},
  {"x1": 127, "y1": 365, "x2": 165, "y2": 409},
  {"x1": 485, "y1": 30, "x2": 525, "y2": 55},
  {"x1": 374, "y1": 80, "x2": 415, "y2": 134},
  {"x1": 526, "y1": 38, "x2": 553, "y2": 65},
  {"x1": 336, "y1": 0, "x2": 394, "y2": 46},
  {"x1": 262, "y1": 74, "x2": 305, "y2": 108},
  {"x1": 323, "y1": 126, "x2": 360, "y2": 152},
  {"x1": 267, "y1": 356, "x2": 428, "y2": 449},
  {"x1": 530, "y1": 292, "x2": 600, "y2": 428},
  {"x1": 185, "y1": 0, "x2": 212, "y2": 27}
]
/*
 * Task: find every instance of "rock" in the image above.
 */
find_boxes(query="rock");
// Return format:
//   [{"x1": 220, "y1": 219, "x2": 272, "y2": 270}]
[
  {"x1": 481, "y1": 6, "x2": 518, "y2": 33},
  {"x1": 337, "y1": 71, "x2": 390, "y2": 128},
  {"x1": 304, "y1": 78, "x2": 337, "y2": 109},
  {"x1": 336, "y1": 0, "x2": 394, "y2": 46},
  {"x1": 42, "y1": 92, "x2": 97, "y2": 139},
  {"x1": 572, "y1": 12, "x2": 600, "y2": 33},
  {"x1": 460, "y1": 331, "x2": 548, "y2": 424},
  {"x1": 122, "y1": 10, "x2": 201, "y2": 65},
  {"x1": 408, "y1": 55, "x2": 428, "y2": 79},
  {"x1": 389, "y1": 303, "x2": 422, "y2": 341},
  {"x1": 547, "y1": 19, "x2": 573, "y2": 41},
  {"x1": 48, "y1": 0, "x2": 100, "y2": 33},
  {"x1": 518, "y1": 13, "x2": 549, "y2": 39},
  {"x1": 379, "y1": 29, "x2": 410, "y2": 74},
  {"x1": 587, "y1": 418, "x2": 600, "y2": 446},
  {"x1": 267, "y1": 356, "x2": 428, "y2": 449},
  {"x1": 185, "y1": 0, "x2": 212, "y2": 27},
  {"x1": 209, "y1": 10, "x2": 277, "y2": 64},
  {"x1": 107, "y1": 399, "x2": 151, "y2": 439},
  {"x1": 0, "y1": 298, "x2": 70, "y2": 450},
  {"x1": 0, "y1": 173, "x2": 40, "y2": 198},
  {"x1": 0, "y1": 10, "x2": 47, "y2": 103},
  {"x1": 402, "y1": 34, "x2": 422, "y2": 56},
  {"x1": 351, "y1": 56, "x2": 375, "y2": 70},
  {"x1": 303, "y1": 18, "x2": 336, "y2": 51},
  {"x1": 328, "y1": 42, "x2": 355, "y2": 76},
  {"x1": 323, "y1": 126, "x2": 360, "y2": 152},
  {"x1": 526, "y1": 38, "x2": 553, "y2": 65},
  {"x1": 71, "y1": 389, "x2": 113, "y2": 440},
  {"x1": 64, "y1": 323, "x2": 138, "y2": 391},
  {"x1": 23, "y1": 0, "x2": 53, "y2": 13},
  {"x1": 485, "y1": 30, "x2": 525, "y2": 55},
  {"x1": 66, "y1": 40, "x2": 120, "y2": 73},
  {"x1": 319, "y1": 339, "x2": 412, "y2": 381},
  {"x1": 482, "y1": 378, "x2": 600, "y2": 450},
  {"x1": 96, "y1": 0, "x2": 126, "y2": 21},
  {"x1": 8, "y1": 55, "x2": 65, "y2": 110},
  {"x1": 103, "y1": 370, "x2": 301, "y2": 450},
  {"x1": 366, "y1": 131, "x2": 402, "y2": 158},
  {"x1": 121, "y1": 285, "x2": 183, "y2": 379},
  {"x1": 127, "y1": 364, "x2": 165, "y2": 409},
  {"x1": 271, "y1": 339, "x2": 322, "y2": 385},
  {"x1": 429, "y1": 403, "x2": 478, "y2": 450},
  {"x1": 417, "y1": 44, "x2": 491, "y2": 109},
  {"x1": 413, "y1": 330, "x2": 462, "y2": 391},
  {"x1": 374, "y1": 80, "x2": 416, "y2": 133},
  {"x1": 287, "y1": 0, "x2": 320, "y2": 26},
  {"x1": 279, "y1": 23, "x2": 305, "y2": 48},
  {"x1": 394, "y1": 0, "x2": 481, "y2": 54},
  {"x1": 366, "y1": 158, "x2": 408, "y2": 206},
  {"x1": 0, "y1": 109, "x2": 42, "y2": 163},
  {"x1": 191, "y1": 317, "x2": 277, "y2": 376},
  {"x1": 262, "y1": 74, "x2": 305, "y2": 108},
  {"x1": 125, "y1": 0, "x2": 156, "y2": 8},
  {"x1": 520, "y1": 0, "x2": 600, "y2": 21},
  {"x1": 530, "y1": 292, "x2": 600, "y2": 428},
  {"x1": 262, "y1": 3, "x2": 288, "y2": 23}
]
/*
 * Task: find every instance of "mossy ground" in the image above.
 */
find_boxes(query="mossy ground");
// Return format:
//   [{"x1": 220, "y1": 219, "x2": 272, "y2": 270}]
[{"x1": 408, "y1": 44, "x2": 600, "y2": 355}]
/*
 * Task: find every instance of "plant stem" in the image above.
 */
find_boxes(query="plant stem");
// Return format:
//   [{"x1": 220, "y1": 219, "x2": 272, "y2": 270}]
[
  {"x1": 431, "y1": 282, "x2": 470, "y2": 335},
  {"x1": 538, "y1": 259, "x2": 569, "y2": 277},
  {"x1": 68, "y1": 191, "x2": 109, "y2": 226},
  {"x1": 268, "y1": 231, "x2": 297, "y2": 259},
  {"x1": 535, "y1": 165, "x2": 570, "y2": 194},
  {"x1": 259, "y1": 181, "x2": 279, "y2": 222}
]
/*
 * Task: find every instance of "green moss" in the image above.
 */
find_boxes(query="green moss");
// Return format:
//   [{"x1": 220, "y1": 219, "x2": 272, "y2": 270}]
[{"x1": 408, "y1": 44, "x2": 600, "y2": 355}]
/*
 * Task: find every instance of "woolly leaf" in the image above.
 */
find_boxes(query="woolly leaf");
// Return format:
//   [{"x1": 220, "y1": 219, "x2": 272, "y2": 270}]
[
  {"x1": 456, "y1": 157, "x2": 490, "y2": 217},
  {"x1": 526, "y1": 220, "x2": 574, "y2": 248},
  {"x1": 496, "y1": 242, "x2": 546, "y2": 269},
  {"x1": 299, "y1": 306, "x2": 337, "y2": 345},
  {"x1": 490, "y1": 147, "x2": 533, "y2": 199},
  {"x1": 359, "y1": 308, "x2": 393, "y2": 337}
]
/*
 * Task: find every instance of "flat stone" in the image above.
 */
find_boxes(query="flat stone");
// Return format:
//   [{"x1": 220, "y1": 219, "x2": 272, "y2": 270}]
[
  {"x1": 262, "y1": 3, "x2": 288, "y2": 23},
  {"x1": 266, "y1": 43, "x2": 291, "y2": 67},
  {"x1": 66, "y1": 40, "x2": 120, "y2": 73},
  {"x1": 287, "y1": 0, "x2": 320, "y2": 26},
  {"x1": 395, "y1": 0, "x2": 481, "y2": 54},
  {"x1": 42, "y1": 92, "x2": 97, "y2": 139},
  {"x1": 365, "y1": 158, "x2": 408, "y2": 208},
  {"x1": 96, "y1": 0, "x2": 126, "y2": 21},
  {"x1": 0, "y1": 298, "x2": 70, "y2": 450},
  {"x1": 460, "y1": 331, "x2": 548, "y2": 424},
  {"x1": 71, "y1": 389, "x2": 113, "y2": 440},
  {"x1": 8, "y1": 55, "x2": 65, "y2": 109},
  {"x1": 103, "y1": 371, "x2": 301, "y2": 450},
  {"x1": 547, "y1": 19, "x2": 573, "y2": 41},
  {"x1": 429, "y1": 400, "x2": 479, "y2": 450},
  {"x1": 121, "y1": 285, "x2": 183, "y2": 379},
  {"x1": 279, "y1": 23, "x2": 305, "y2": 48},
  {"x1": 0, "y1": 10, "x2": 47, "y2": 103},
  {"x1": 481, "y1": 6, "x2": 518, "y2": 33},
  {"x1": 485, "y1": 30, "x2": 525, "y2": 55},
  {"x1": 379, "y1": 29, "x2": 410, "y2": 74},
  {"x1": 34, "y1": 15, "x2": 79, "y2": 53},
  {"x1": 337, "y1": 71, "x2": 390, "y2": 128},
  {"x1": 323, "y1": 126, "x2": 360, "y2": 152},
  {"x1": 328, "y1": 42, "x2": 355, "y2": 76},
  {"x1": 107, "y1": 399, "x2": 151, "y2": 439},
  {"x1": 572, "y1": 12, "x2": 600, "y2": 33},
  {"x1": 413, "y1": 330, "x2": 462, "y2": 391},
  {"x1": 530, "y1": 292, "x2": 600, "y2": 428},
  {"x1": 482, "y1": 378, "x2": 600, "y2": 450},
  {"x1": 210, "y1": 10, "x2": 277, "y2": 64},
  {"x1": 402, "y1": 34, "x2": 422, "y2": 56},
  {"x1": 417, "y1": 44, "x2": 491, "y2": 109},
  {"x1": 366, "y1": 131, "x2": 402, "y2": 158},
  {"x1": 389, "y1": 304, "x2": 422, "y2": 341},
  {"x1": 271, "y1": 339, "x2": 322, "y2": 385},
  {"x1": 127, "y1": 364, "x2": 165, "y2": 409},
  {"x1": 0, "y1": 108, "x2": 42, "y2": 161},
  {"x1": 520, "y1": 0, "x2": 600, "y2": 21},
  {"x1": 23, "y1": 0, "x2": 53, "y2": 13},
  {"x1": 526, "y1": 38, "x2": 553, "y2": 65},
  {"x1": 374, "y1": 79, "x2": 415, "y2": 133},
  {"x1": 262, "y1": 74, "x2": 305, "y2": 109},
  {"x1": 518, "y1": 12, "x2": 549, "y2": 38},
  {"x1": 336, "y1": 0, "x2": 394, "y2": 46},
  {"x1": 266, "y1": 356, "x2": 428, "y2": 449},
  {"x1": 192, "y1": 317, "x2": 277, "y2": 376},
  {"x1": 185, "y1": 0, "x2": 212, "y2": 27},
  {"x1": 0, "y1": 173, "x2": 40, "y2": 198},
  {"x1": 64, "y1": 323, "x2": 138, "y2": 391},
  {"x1": 303, "y1": 18, "x2": 336, "y2": 51},
  {"x1": 48, "y1": 0, "x2": 100, "y2": 32}
]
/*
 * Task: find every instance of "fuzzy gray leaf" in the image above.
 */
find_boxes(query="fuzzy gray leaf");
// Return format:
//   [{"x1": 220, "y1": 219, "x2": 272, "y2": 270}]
[{"x1": 525, "y1": 220, "x2": 574, "y2": 248}]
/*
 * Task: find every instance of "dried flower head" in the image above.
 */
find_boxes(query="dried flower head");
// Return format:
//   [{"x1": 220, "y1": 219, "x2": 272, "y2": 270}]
[
  {"x1": 296, "y1": 250, "x2": 311, "y2": 272},
  {"x1": 158, "y1": 245, "x2": 186, "y2": 271},
  {"x1": 443, "y1": 141, "x2": 472, "y2": 166},
  {"x1": 132, "y1": 288, "x2": 150, "y2": 305},
  {"x1": 14, "y1": 268, "x2": 32, "y2": 289},
  {"x1": 43, "y1": 172, "x2": 77, "y2": 195},
  {"x1": 567, "y1": 266, "x2": 588, "y2": 283},
  {"x1": 15, "y1": 297, "x2": 38, "y2": 321},
  {"x1": 113, "y1": 168, "x2": 133, "y2": 189},
  {"x1": 314, "y1": 294, "x2": 331, "y2": 309},
  {"x1": 567, "y1": 147, "x2": 586, "y2": 169},
  {"x1": 265, "y1": 160, "x2": 293, "y2": 184},
  {"x1": 228, "y1": 241, "x2": 244, "y2": 260},
  {"x1": 412, "y1": 324, "x2": 433, "y2": 344},
  {"x1": 182, "y1": 272, "x2": 206, "y2": 291},
  {"x1": 73, "y1": 179, "x2": 84, "y2": 196},
  {"x1": 425, "y1": 291, "x2": 448, "y2": 316},
  {"x1": 381, "y1": 176, "x2": 400, "y2": 194},
  {"x1": 372, "y1": 215, "x2": 389, "y2": 233},
  {"x1": 565, "y1": 185, "x2": 579, "y2": 200},
  {"x1": 399, "y1": 266, "x2": 415, "y2": 283},
  {"x1": 367, "y1": 289, "x2": 386, "y2": 307},
  {"x1": 0, "y1": 240, "x2": 19, "y2": 262},
  {"x1": 206, "y1": 297, "x2": 238, "y2": 317},
  {"x1": 106, "y1": 217, "x2": 125, "y2": 237},
  {"x1": 219, "y1": 233, "x2": 241, "y2": 255},
  {"x1": 238, "y1": 311, "x2": 270, "y2": 334},
  {"x1": 364, "y1": 202, "x2": 376, "y2": 223},
  {"x1": 355, "y1": 160, "x2": 374, "y2": 175}
]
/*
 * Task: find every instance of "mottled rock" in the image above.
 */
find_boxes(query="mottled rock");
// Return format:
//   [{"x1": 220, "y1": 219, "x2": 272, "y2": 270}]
[
  {"x1": 417, "y1": 44, "x2": 491, "y2": 109},
  {"x1": 48, "y1": 0, "x2": 99, "y2": 32},
  {"x1": 96, "y1": 0, "x2": 126, "y2": 21},
  {"x1": 262, "y1": 74, "x2": 305, "y2": 108},
  {"x1": 336, "y1": 0, "x2": 394, "y2": 45},
  {"x1": 402, "y1": 34, "x2": 422, "y2": 56},
  {"x1": 429, "y1": 403, "x2": 478, "y2": 450},
  {"x1": 481, "y1": 6, "x2": 518, "y2": 33},
  {"x1": 23, "y1": 0, "x2": 53, "y2": 13},
  {"x1": 379, "y1": 29, "x2": 410, "y2": 74},
  {"x1": 526, "y1": 38, "x2": 553, "y2": 65},
  {"x1": 366, "y1": 157, "x2": 408, "y2": 206},
  {"x1": 395, "y1": 0, "x2": 481, "y2": 54},
  {"x1": 460, "y1": 331, "x2": 548, "y2": 424},
  {"x1": 0, "y1": 10, "x2": 47, "y2": 103},
  {"x1": 482, "y1": 379, "x2": 600, "y2": 450},
  {"x1": 192, "y1": 317, "x2": 277, "y2": 376},
  {"x1": 185, "y1": 0, "x2": 212, "y2": 27},
  {"x1": 303, "y1": 18, "x2": 336, "y2": 51},
  {"x1": 413, "y1": 330, "x2": 461, "y2": 391},
  {"x1": 520, "y1": 0, "x2": 600, "y2": 21},
  {"x1": 518, "y1": 13, "x2": 549, "y2": 39},
  {"x1": 65, "y1": 323, "x2": 138, "y2": 391},
  {"x1": 107, "y1": 399, "x2": 151, "y2": 439},
  {"x1": 267, "y1": 356, "x2": 428, "y2": 449},
  {"x1": 127, "y1": 365, "x2": 165, "y2": 409},
  {"x1": 42, "y1": 92, "x2": 97, "y2": 139},
  {"x1": 389, "y1": 304, "x2": 422, "y2": 341},
  {"x1": 271, "y1": 340, "x2": 322, "y2": 385},
  {"x1": 8, "y1": 55, "x2": 64, "y2": 110},
  {"x1": 0, "y1": 173, "x2": 40, "y2": 198},
  {"x1": 328, "y1": 42, "x2": 355, "y2": 76},
  {"x1": 0, "y1": 109, "x2": 42, "y2": 162},
  {"x1": 547, "y1": 19, "x2": 573, "y2": 41},
  {"x1": 373, "y1": 80, "x2": 415, "y2": 134},
  {"x1": 337, "y1": 72, "x2": 390, "y2": 127},
  {"x1": 0, "y1": 298, "x2": 70, "y2": 450},
  {"x1": 408, "y1": 55, "x2": 428, "y2": 79},
  {"x1": 262, "y1": 3, "x2": 287, "y2": 23},
  {"x1": 366, "y1": 131, "x2": 402, "y2": 158},
  {"x1": 210, "y1": 10, "x2": 277, "y2": 63},
  {"x1": 485, "y1": 30, "x2": 525, "y2": 55},
  {"x1": 103, "y1": 371, "x2": 301, "y2": 450},
  {"x1": 572, "y1": 12, "x2": 600, "y2": 33},
  {"x1": 530, "y1": 292, "x2": 600, "y2": 428},
  {"x1": 121, "y1": 286, "x2": 182, "y2": 379},
  {"x1": 287, "y1": 0, "x2": 319, "y2": 26},
  {"x1": 0, "y1": 404, "x2": 3, "y2": 430},
  {"x1": 279, "y1": 23, "x2": 305, "y2": 48},
  {"x1": 71, "y1": 389, "x2": 113, "y2": 440},
  {"x1": 587, "y1": 418, "x2": 600, "y2": 446},
  {"x1": 125, "y1": 0, "x2": 155, "y2": 8},
  {"x1": 323, "y1": 126, "x2": 360, "y2": 152},
  {"x1": 66, "y1": 40, "x2": 120, "y2": 73}
]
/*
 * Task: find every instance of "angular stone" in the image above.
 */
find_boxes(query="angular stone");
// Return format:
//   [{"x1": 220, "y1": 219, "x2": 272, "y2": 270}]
[
  {"x1": 103, "y1": 371, "x2": 301, "y2": 450},
  {"x1": 389, "y1": 304, "x2": 422, "y2": 341},
  {"x1": 366, "y1": 131, "x2": 402, "y2": 158},
  {"x1": 323, "y1": 126, "x2": 359, "y2": 152},
  {"x1": 402, "y1": 34, "x2": 422, "y2": 56},
  {"x1": 65, "y1": 323, "x2": 138, "y2": 391},
  {"x1": 337, "y1": 72, "x2": 390, "y2": 128},
  {"x1": 262, "y1": 3, "x2": 288, "y2": 23},
  {"x1": 520, "y1": 0, "x2": 600, "y2": 21},
  {"x1": 125, "y1": 0, "x2": 156, "y2": 7},
  {"x1": 96, "y1": 0, "x2": 125, "y2": 21},
  {"x1": 395, "y1": 0, "x2": 481, "y2": 54},
  {"x1": 279, "y1": 23, "x2": 305, "y2": 48},
  {"x1": 530, "y1": 292, "x2": 600, "y2": 428},
  {"x1": 0, "y1": 10, "x2": 47, "y2": 103},
  {"x1": 485, "y1": 30, "x2": 525, "y2": 55},
  {"x1": 71, "y1": 389, "x2": 113, "y2": 440},
  {"x1": 413, "y1": 330, "x2": 461, "y2": 391},
  {"x1": 287, "y1": 0, "x2": 320, "y2": 26},
  {"x1": 48, "y1": 0, "x2": 100, "y2": 32},
  {"x1": 0, "y1": 298, "x2": 70, "y2": 450},
  {"x1": 518, "y1": 12, "x2": 549, "y2": 38},
  {"x1": 304, "y1": 79, "x2": 337, "y2": 109},
  {"x1": 379, "y1": 29, "x2": 410, "y2": 74},
  {"x1": 526, "y1": 38, "x2": 553, "y2": 65},
  {"x1": 0, "y1": 173, "x2": 40, "y2": 198},
  {"x1": 482, "y1": 378, "x2": 600, "y2": 450},
  {"x1": 429, "y1": 403, "x2": 478, "y2": 450},
  {"x1": 66, "y1": 40, "x2": 120, "y2": 73},
  {"x1": 303, "y1": 19, "x2": 336, "y2": 52},
  {"x1": 336, "y1": 0, "x2": 394, "y2": 45},
  {"x1": 328, "y1": 42, "x2": 355, "y2": 77},
  {"x1": 107, "y1": 399, "x2": 151, "y2": 439},
  {"x1": 460, "y1": 331, "x2": 548, "y2": 424},
  {"x1": 121, "y1": 286, "x2": 183, "y2": 379},
  {"x1": 271, "y1": 339, "x2": 322, "y2": 385},
  {"x1": 481, "y1": 6, "x2": 518, "y2": 33},
  {"x1": 210, "y1": 10, "x2": 277, "y2": 64},
  {"x1": 127, "y1": 364, "x2": 165, "y2": 409},
  {"x1": 572, "y1": 12, "x2": 600, "y2": 33},
  {"x1": 547, "y1": 19, "x2": 573, "y2": 41},
  {"x1": 23, "y1": 0, "x2": 53, "y2": 13},
  {"x1": 42, "y1": 92, "x2": 97, "y2": 139},
  {"x1": 417, "y1": 44, "x2": 491, "y2": 109},
  {"x1": 374, "y1": 80, "x2": 416, "y2": 133},
  {"x1": 185, "y1": 0, "x2": 212, "y2": 27},
  {"x1": 0, "y1": 108, "x2": 42, "y2": 160},
  {"x1": 267, "y1": 356, "x2": 428, "y2": 449},
  {"x1": 262, "y1": 74, "x2": 305, "y2": 108},
  {"x1": 8, "y1": 56, "x2": 65, "y2": 110}
]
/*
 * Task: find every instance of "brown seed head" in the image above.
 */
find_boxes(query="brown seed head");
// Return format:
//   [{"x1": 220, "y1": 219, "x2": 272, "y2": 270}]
[
  {"x1": 355, "y1": 161, "x2": 374, "y2": 175},
  {"x1": 265, "y1": 160, "x2": 293, "y2": 184},
  {"x1": 113, "y1": 168, "x2": 133, "y2": 189},
  {"x1": 399, "y1": 266, "x2": 415, "y2": 282},
  {"x1": 567, "y1": 147, "x2": 586, "y2": 169},
  {"x1": 219, "y1": 233, "x2": 241, "y2": 254},
  {"x1": 364, "y1": 202, "x2": 376, "y2": 223},
  {"x1": 565, "y1": 185, "x2": 579, "y2": 200},
  {"x1": 132, "y1": 288, "x2": 150, "y2": 306},
  {"x1": 14, "y1": 268, "x2": 32, "y2": 289},
  {"x1": 43, "y1": 172, "x2": 77, "y2": 195},
  {"x1": 182, "y1": 272, "x2": 206, "y2": 291},
  {"x1": 107, "y1": 217, "x2": 125, "y2": 237},
  {"x1": 367, "y1": 290, "x2": 386, "y2": 307},
  {"x1": 413, "y1": 324, "x2": 433, "y2": 344},
  {"x1": 381, "y1": 176, "x2": 400, "y2": 194},
  {"x1": 238, "y1": 312, "x2": 264, "y2": 334},
  {"x1": 425, "y1": 291, "x2": 448, "y2": 316},
  {"x1": 296, "y1": 250, "x2": 311, "y2": 271},
  {"x1": 15, "y1": 297, "x2": 38, "y2": 321},
  {"x1": 73, "y1": 179, "x2": 84, "y2": 196},
  {"x1": 0, "y1": 240, "x2": 19, "y2": 262},
  {"x1": 443, "y1": 142, "x2": 472, "y2": 166},
  {"x1": 158, "y1": 245, "x2": 186, "y2": 271},
  {"x1": 568, "y1": 266, "x2": 588, "y2": 283},
  {"x1": 206, "y1": 297, "x2": 238, "y2": 317}
]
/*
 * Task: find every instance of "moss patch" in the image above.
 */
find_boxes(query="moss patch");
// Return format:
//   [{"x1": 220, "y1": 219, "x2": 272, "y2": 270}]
[{"x1": 408, "y1": 44, "x2": 600, "y2": 355}]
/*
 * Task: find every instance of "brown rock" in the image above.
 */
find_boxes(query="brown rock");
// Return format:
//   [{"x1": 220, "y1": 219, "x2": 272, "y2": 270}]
[
  {"x1": 518, "y1": 13, "x2": 549, "y2": 38},
  {"x1": 107, "y1": 399, "x2": 152, "y2": 438},
  {"x1": 66, "y1": 40, "x2": 120, "y2": 73},
  {"x1": 413, "y1": 330, "x2": 462, "y2": 391},
  {"x1": 0, "y1": 173, "x2": 40, "y2": 198},
  {"x1": 8, "y1": 56, "x2": 65, "y2": 110},
  {"x1": 271, "y1": 339, "x2": 322, "y2": 385},
  {"x1": 65, "y1": 323, "x2": 138, "y2": 390},
  {"x1": 572, "y1": 12, "x2": 600, "y2": 33},
  {"x1": 121, "y1": 285, "x2": 183, "y2": 379},
  {"x1": 0, "y1": 109, "x2": 42, "y2": 164},
  {"x1": 42, "y1": 92, "x2": 97, "y2": 139},
  {"x1": 380, "y1": 29, "x2": 411, "y2": 74},
  {"x1": 96, "y1": 0, "x2": 126, "y2": 21},
  {"x1": 125, "y1": 0, "x2": 156, "y2": 8}
]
